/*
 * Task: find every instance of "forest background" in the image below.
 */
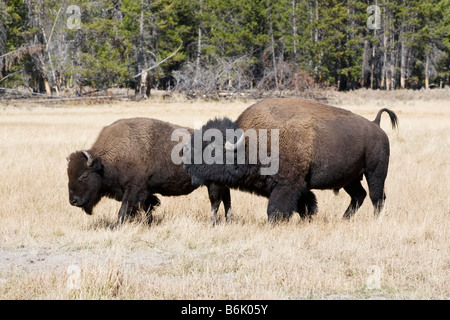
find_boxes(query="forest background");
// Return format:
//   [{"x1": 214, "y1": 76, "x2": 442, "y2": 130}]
[{"x1": 0, "y1": 0, "x2": 449, "y2": 99}]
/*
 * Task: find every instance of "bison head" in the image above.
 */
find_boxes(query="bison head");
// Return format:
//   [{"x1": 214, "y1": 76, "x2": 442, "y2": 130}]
[
  {"x1": 182, "y1": 118, "x2": 250, "y2": 187},
  {"x1": 66, "y1": 150, "x2": 104, "y2": 215}
]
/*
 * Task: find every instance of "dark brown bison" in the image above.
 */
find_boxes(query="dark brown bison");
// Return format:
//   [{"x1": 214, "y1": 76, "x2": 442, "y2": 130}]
[
  {"x1": 183, "y1": 98, "x2": 398, "y2": 222},
  {"x1": 67, "y1": 117, "x2": 232, "y2": 226}
]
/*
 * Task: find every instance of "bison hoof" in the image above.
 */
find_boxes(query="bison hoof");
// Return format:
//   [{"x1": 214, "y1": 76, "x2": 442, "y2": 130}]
[{"x1": 226, "y1": 214, "x2": 235, "y2": 223}]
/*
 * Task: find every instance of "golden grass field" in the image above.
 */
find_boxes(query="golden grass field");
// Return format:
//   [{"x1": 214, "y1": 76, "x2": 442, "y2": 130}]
[{"x1": 0, "y1": 89, "x2": 448, "y2": 299}]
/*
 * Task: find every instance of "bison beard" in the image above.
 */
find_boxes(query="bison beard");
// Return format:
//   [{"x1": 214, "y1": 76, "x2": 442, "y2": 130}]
[
  {"x1": 81, "y1": 201, "x2": 95, "y2": 215},
  {"x1": 184, "y1": 98, "x2": 398, "y2": 222}
]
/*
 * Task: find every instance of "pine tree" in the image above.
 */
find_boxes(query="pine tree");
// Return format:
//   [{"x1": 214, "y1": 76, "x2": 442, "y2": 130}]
[
  {"x1": 414, "y1": 0, "x2": 448, "y2": 88},
  {"x1": 0, "y1": 0, "x2": 7, "y2": 80},
  {"x1": 0, "y1": 0, "x2": 449, "y2": 93}
]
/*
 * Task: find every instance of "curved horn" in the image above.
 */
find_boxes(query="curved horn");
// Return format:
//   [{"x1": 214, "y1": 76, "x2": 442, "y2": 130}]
[
  {"x1": 81, "y1": 150, "x2": 94, "y2": 167},
  {"x1": 224, "y1": 133, "x2": 245, "y2": 151}
]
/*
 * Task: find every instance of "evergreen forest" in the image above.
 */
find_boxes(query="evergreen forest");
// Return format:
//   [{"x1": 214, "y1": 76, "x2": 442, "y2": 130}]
[{"x1": 1, "y1": 0, "x2": 449, "y2": 97}]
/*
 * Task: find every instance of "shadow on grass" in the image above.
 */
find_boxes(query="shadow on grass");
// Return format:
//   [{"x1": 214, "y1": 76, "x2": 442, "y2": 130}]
[{"x1": 84, "y1": 211, "x2": 165, "y2": 231}]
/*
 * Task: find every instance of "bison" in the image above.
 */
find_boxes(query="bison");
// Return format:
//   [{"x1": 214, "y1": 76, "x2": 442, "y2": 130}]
[
  {"x1": 183, "y1": 98, "x2": 398, "y2": 222},
  {"x1": 67, "y1": 117, "x2": 232, "y2": 226}
]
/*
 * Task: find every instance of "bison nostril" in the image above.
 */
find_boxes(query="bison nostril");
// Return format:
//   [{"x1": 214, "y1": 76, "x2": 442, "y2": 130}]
[{"x1": 70, "y1": 197, "x2": 79, "y2": 206}]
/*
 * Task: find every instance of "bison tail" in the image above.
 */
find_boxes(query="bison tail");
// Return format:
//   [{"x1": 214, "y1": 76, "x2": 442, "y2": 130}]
[{"x1": 373, "y1": 108, "x2": 398, "y2": 130}]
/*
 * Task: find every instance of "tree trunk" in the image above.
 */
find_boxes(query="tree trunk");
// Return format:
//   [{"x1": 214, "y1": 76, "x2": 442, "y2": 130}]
[
  {"x1": 362, "y1": 39, "x2": 370, "y2": 88},
  {"x1": 196, "y1": 1, "x2": 202, "y2": 79},
  {"x1": 425, "y1": 52, "x2": 430, "y2": 89},
  {"x1": 370, "y1": 27, "x2": 377, "y2": 89},
  {"x1": 313, "y1": 1, "x2": 320, "y2": 79},
  {"x1": 75, "y1": 30, "x2": 83, "y2": 95},
  {"x1": 381, "y1": 15, "x2": 388, "y2": 89},
  {"x1": 42, "y1": 29, "x2": 58, "y2": 96},
  {"x1": 314, "y1": 1, "x2": 319, "y2": 43},
  {"x1": 268, "y1": 3, "x2": 278, "y2": 90},
  {"x1": 136, "y1": 0, "x2": 146, "y2": 98},
  {"x1": 0, "y1": 0, "x2": 6, "y2": 81},
  {"x1": 26, "y1": 0, "x2": 49, "y2": 94},
  {"x1": 400, "y1": 41, "x2": 407, "y2": 89},
  {"x1": 292, "y1": 0, "x2": 297, "y2": 59},
  {"x1": 44, "y1": 78, "x2": 51, "y2": 96},
  {"x1": 389, "y1": 10, "x2": 396, "y2": 91},
  {"x1": 306, "y1": 0, "x2": 315, "y2": 72},
  {"x1": 400, "y1": 0, "x2": 409, "y2": 90},
  {"x1": 270, "y1": 30, "x2": 278, "y2": 90}
]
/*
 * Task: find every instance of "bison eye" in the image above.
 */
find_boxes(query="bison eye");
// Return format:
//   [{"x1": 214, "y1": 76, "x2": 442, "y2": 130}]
[{"x1": 79, "y1": 172, "x2": 89, "y2": 181}]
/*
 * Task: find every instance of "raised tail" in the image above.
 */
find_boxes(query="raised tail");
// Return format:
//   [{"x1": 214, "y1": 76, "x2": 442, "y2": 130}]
[{"x1": 373, "y1": 108, "x2": 398, "y2": 129}]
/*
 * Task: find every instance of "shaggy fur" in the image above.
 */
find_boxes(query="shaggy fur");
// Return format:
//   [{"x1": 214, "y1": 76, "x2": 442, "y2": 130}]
[
  {"x1": 184, "y1": 98, "x2": 398, "y2": 221},
  {"x1": 67, "y1": 117, "x2": 231, "y2": 225}
]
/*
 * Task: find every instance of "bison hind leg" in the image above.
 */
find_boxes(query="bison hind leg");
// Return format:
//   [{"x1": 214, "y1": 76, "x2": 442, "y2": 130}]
[
  {"x1": 144, "y1": 194, "x2": 160, "y2": 211},
  {"x1": 365, "y1": 177, "x2": 386, "y2": 216},
  {"x1": 142, "y1": 194, "x2": 160, "y2": 225},
  {"x1": 343, "y1": 179, "x2": 367, "y2": 219},
  {"x1": 267, "y1": 186, "x2": 301, "y2": 223},
  {"x1": 297, "y1": 191, "x2": 318, "y2": 221},
  {"x1": 364, "y1": 162, "x2": 388, "y2": 216}
]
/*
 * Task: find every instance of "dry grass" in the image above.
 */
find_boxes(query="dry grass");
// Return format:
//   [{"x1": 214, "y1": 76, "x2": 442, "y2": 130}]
[{"x1": 0, "y1": 90, "x2": 449, "y2": 299}]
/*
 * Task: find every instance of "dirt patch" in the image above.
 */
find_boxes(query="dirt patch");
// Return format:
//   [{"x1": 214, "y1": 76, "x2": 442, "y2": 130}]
[{"x1": 0, "y1": 245, "x2": 171, "y2": 283}]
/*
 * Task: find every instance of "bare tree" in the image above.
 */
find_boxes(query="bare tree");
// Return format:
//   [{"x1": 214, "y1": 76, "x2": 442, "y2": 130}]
[
  {"x1": 0, "y1": 0, "x2": 6, "y2": 81},
  {"x1": 173, "y1": 55, "x2": 253, "y2": 98},
  {"x1": 361, "y1": 39, "x2": 371, "y2": 88},
  {"x1": 196, "y1": 0, "x2": 203, "y2": 81},
  {"x1": 423, "y1": 44, "x2": 445, "y2": 89},
  {"x1": 267, "y1": 1, "x2": 278, "y2": 90},
  {"x1": 291, "y1": 0, "x2": 298, "y2": 59},
  {"x1": 135, "y1": 0, "x2": 147, "y2": 98}
]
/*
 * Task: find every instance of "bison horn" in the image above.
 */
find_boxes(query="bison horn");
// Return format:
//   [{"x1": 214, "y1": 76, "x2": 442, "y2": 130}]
[
  {"x1": 224, "y1": 133, "x2": 245, "y2": 151},
  {"x1": 81, "y1": 150, "x2": 94, "y2": 167}
]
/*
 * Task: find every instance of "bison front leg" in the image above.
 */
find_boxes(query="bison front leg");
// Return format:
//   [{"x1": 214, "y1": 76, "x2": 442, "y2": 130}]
[
  {"x1": 116, "y1": 201, "x2": 130, "y2": 226},
  {"x1": 221, "y1": 187, "x2": 234, "y2": 222},
  {"x1": 115, "y1": 188, "x2": 141, "y2": 227},
  {"x1": 267, "y1": 186, "x2": 300, "y2": 223},
  {"x1": 297, "y1": 191, "x2": 318, "y2": 221},
  {"x1": 207, "y1": 183, "x2": 233, "y2": 225},
  {"x1": 207, "y1": 184, "x2": 218, "y2": 225},
  {"x1": 207, "y1": 183, "x2": 222, "y2": 225}
]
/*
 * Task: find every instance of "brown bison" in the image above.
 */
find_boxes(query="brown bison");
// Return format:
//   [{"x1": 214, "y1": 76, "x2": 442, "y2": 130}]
[
  {"x1": 183, "y1": 98, "x2": 398, "y2": 222},
  {"x1": 67, "y1": 117, "x2": 232, "y2": 226}
]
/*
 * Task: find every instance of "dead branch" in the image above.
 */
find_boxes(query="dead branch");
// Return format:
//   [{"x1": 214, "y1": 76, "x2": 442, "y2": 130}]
[
  {"x1": 81, "y1": 44, "x2": 183, "y2": 96},
  {"x1": 133, "y1": 44, "x2": 182, "y2": 79},
  {"x1": 0, "y1": 44, "x2": 45, "y2": 62}
]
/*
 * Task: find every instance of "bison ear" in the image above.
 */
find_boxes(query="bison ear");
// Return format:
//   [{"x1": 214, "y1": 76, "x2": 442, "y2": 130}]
[{"x1": 92, "y1": 156, "x2": 103, "y2": 172}]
